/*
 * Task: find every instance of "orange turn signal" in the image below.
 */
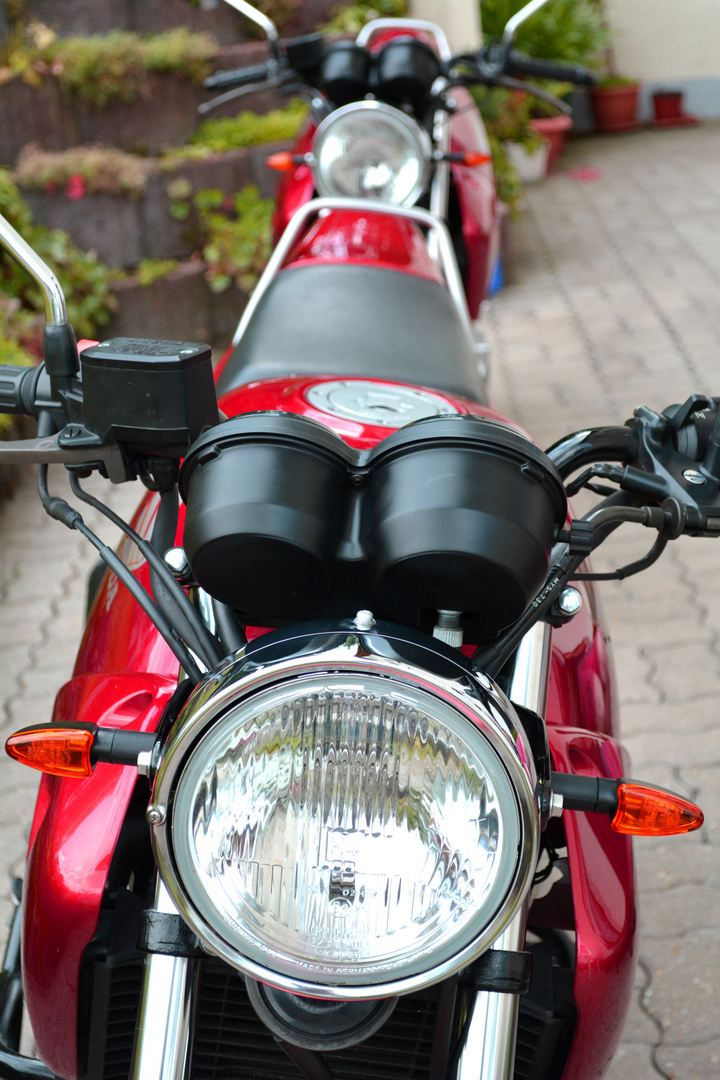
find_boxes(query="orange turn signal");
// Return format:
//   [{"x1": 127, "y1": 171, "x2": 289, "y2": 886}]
[
  {"x1": 612, "y1": 782, "x2": 704, "y2": 836},
  {"x1": 6, "y1": 726, "x2": 95, "y2": 778},
  {"x1": 266, "y1": 151, "x2": 296, "y2": 172},
  {"x1": 462, "y1": 152, "x2": 493, "y2": 167}
]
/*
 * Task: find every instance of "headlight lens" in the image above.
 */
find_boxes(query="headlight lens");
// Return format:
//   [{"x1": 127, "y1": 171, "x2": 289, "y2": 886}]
[
  {"x1": 312, "y1": 102, "x2": 430, "y2": 206},
  {"x1": 158, "y1": 656, "x2": 538, "y2": 997}
]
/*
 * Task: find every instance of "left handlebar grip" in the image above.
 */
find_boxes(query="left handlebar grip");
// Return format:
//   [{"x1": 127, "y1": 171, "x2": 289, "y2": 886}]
[
  {"x1": 506, "y1": 49, "x2": 597, "y2": 86},
  {"x1": 0, "y1": 364, "x2": 41, "y2": 417},
  {"x1": 203, "y1": 62, "x2": 272, "y2": 92}
]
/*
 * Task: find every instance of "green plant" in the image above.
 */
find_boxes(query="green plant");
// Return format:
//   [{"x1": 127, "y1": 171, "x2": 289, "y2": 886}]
[
  {"x1": 322, "y1": 0, "x2": 407, "y2": 35},
  {"x1": 487, "y1": 135, "x2": 523, "y2": 219},
  {"x1": 196, "y1": 185, "x2": 274, "y2": 293},
  {"x1": 183, "y1": 100, "x2": 308, "y2": 156},
  {"x1": 8, "y1": 27, "x2": 217, "y2": 107},
  {"x1": 472, "y1": 85, "x2": 542, "y2": 149},
  {"x1": 14, "y1": 144, "x2": 156, "y2": 198},
  {"x1": 135, "y1": 259, "x2": 179, "y2": 287},
  {"x1": 0, "y1": 170, "x2": 120, "y2": 340},
  {"x1": 480, "y1": 0, "x2": 608, "y2": 66}
]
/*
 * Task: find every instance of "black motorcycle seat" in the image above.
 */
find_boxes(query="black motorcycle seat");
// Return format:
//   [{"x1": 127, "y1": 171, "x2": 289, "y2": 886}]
[{"x1": 216, "y1": 263, "x2": 487, "y2": 404}]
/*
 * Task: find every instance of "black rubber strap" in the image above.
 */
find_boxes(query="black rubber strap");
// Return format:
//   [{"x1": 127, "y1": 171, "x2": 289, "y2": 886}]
[
  {"x1": 464, "y1": 950, "x2": 532, "y2": 995},
  {"x1": 138, "y1": 911, "x2": 205, "y2": 958}
]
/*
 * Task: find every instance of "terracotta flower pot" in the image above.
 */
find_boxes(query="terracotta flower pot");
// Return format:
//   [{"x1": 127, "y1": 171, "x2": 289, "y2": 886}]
[
  {"x1": 653, "y1": 91, "x2": 683, "y2": 121},
  {"x1": 590, "y1": 83, "x2": 640, "y2": 133},
  {"x1": 530, "y1": 114, "x2": 573, "y2": 172}
]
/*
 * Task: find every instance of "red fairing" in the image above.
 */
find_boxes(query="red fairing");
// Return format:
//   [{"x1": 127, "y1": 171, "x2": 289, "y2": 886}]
[
  {"x1": 548, "y1": 729, "x2": 637, "y2": 1080},
  {"x1": 22, "y1": 496, "x2": 180, "y2": 1080},
  {"x1": 447, "y1": 87, "x2": 500, "y2": 318},
  {"x1": 272, "y1": 123, "x2": 316, "y2": 243},
  {"x1": 23, "y1": 375, "x2": 631, "y2": 1080},
  {"x1": 284, "y1": 209, "x2": 444, "y2": 283},
  {"x1": 23, "y1": 674, "x2": 177, "y2": 1079}
]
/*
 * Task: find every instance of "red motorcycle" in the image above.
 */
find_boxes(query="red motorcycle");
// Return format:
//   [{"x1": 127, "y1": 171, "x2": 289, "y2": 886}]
[{"x1": 0, "y1": 2, "x2": 711, "y2": 1079}]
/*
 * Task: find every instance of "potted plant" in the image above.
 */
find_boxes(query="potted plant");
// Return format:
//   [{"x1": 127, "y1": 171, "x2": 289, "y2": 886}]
[
  {"x1": 480, "y1": 0, "x2": 609, "y2": 159},
  {"x1": 649, "y1": 87, "x2": 699, "y2": 128},
  {"x1": 590, "y1": 75, "x2": 640, "y2": 132},
  {"x1": 474, "y1": 86, "x2": 549, "y2": 183},
  {"x1": 528, "y1": 80, "x2": 573, "y2": 171}
]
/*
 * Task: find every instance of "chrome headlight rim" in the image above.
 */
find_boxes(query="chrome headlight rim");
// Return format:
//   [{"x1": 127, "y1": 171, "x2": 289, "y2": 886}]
[
  {"x1": 150, "y1": 643, "x2": 540, "y2": 1001},
  {"x1": 312, "y1": 100, "x2": 432, "y2": 207}
]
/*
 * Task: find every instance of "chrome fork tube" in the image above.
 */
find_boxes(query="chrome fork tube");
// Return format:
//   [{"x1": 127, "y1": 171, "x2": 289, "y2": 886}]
[
  {"x1": 457, "y1": 622, "x2": 552, "y2": 1080},
  {"x1": 130, "y1": 879, "x2": 198, "y2": 1080},
  {"x1": 455, "y1": 905, "x2": 529, "y2": 1080}
]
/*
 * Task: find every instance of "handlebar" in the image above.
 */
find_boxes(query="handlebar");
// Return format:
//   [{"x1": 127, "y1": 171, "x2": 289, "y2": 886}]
[
  {"x1": 203, "y1": 61, "x2": 274, "y2": 93},
  {"x1": 504, "y1": 49, "x2": 597, "y2": 86}
]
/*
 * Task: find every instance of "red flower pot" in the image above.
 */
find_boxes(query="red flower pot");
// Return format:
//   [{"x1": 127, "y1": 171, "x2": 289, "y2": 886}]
[
  {"x1": 590, "y1": 84, "x2": 640, "y2": 133},
  {"x1": 530, "y1": 114, "x2": 573, "y2": 172},
  {"x1": 653, "y1": 91, "x2": 683, "y2": 121}
]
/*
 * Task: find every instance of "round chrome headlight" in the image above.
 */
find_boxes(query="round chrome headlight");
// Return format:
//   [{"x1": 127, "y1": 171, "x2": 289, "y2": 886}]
[
  {"x1": 151, "y1": 642, "x2": 539, "y2": 999},
  {"x1": 312, "y1": 101, "x2": 431, "y2": 206}
]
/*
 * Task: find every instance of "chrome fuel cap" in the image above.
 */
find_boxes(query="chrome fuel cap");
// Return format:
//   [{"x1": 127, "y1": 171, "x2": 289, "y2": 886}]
[{"x1": 306, "y1": 380, "x2": 458, "y2": 428}]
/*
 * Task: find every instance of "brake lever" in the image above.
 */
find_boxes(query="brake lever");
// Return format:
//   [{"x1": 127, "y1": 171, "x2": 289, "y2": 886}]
[{"x1": 199, "y1": 77, "x2": 283, "y2": 115}]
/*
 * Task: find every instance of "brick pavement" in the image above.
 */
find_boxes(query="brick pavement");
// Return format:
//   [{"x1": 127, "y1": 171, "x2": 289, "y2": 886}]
[
  {"x1": 0, "y1": 124, "x2": 719, "y2": 1076},
  {"x1": 485, "y1": 125, "x2": 720, "y2": 1079}
]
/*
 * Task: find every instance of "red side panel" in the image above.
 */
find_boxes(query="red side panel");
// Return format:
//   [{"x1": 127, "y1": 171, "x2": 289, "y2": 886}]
[
  {"x1": 271, "y1": 123, "x2": 316, "y2": 243},
  {"x1": 22, "y1": 494, "x2": 180, "y2": 1080},
  {"x1": 23, "y1": 673, "x2": 177, "y2": 1080},
  {"x1": 548, "y1": 729, "x2": 637, "y2": 1080},
  {"x1": 447, "y1": 87, "x2": 499, "y2": 317}
]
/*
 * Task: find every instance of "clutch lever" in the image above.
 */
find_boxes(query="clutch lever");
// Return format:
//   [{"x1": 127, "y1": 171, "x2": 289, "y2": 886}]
[
  {"x1": 494, "y1": 74, "x2": 573, "y2": 115},
  {"x1": 0, "y1": 430, "x2": 128, "y2": 483},
  {"x1": 199, "y1": 77, "x2": 283, "y2": 115}
]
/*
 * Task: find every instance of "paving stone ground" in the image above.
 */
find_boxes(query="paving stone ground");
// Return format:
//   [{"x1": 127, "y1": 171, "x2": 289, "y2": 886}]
[
  {"x1": 0, "y1": 124, "x2": 719, "y2": 1077},
  {"x1": 485, "y1": 124, "x2": 720, "y2": 1080}
]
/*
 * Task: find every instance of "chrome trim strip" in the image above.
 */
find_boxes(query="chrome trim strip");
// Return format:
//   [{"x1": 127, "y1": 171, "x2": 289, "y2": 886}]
[
  {"x1": 148, "y1": 642, "x2": 540, "y2": 1001},
  {"x1": 0, "y1": 212, "x2": 68, "y2": 325},
  {"x1": 129, "y1": 880, "x2": 197, "y2": 1080},
  {"x1": 231, "y1": 197, "x2": 475, "y2": 355},
  {"x1": 356, "y1": 18, "x2": 452, "y2": 61}
]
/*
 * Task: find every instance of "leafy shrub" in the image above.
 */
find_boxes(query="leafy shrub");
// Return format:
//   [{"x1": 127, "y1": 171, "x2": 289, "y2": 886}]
[
  {"x1": 185, "y1": 100, "x2": 308, "y2": 155},
  {"x1": 0, "y1": 170, "x2": 120, "y2": 340},
  {"x1": 322, "y1": 0, "x2": 407, "y2": 34},
  {"x1": 195, "y1": 185, "x2": 274, "y2": 293},
  {"x1": 14, "y1": 144, "x2": 155, "y2": 198},
  {"x1": 7, "y1": 27, "x2": 217, "y2": 107},
  {"x1": 480, "y1": 0, "x2": 608, "y2": 66}
]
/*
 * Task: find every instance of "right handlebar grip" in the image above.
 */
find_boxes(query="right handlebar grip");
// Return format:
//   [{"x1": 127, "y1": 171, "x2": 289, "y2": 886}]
[
  {"x1": 0, "y1": 364, "x2": 40, "y2": 417},
  {"x1": 203, "y1": 62, "x2": 272, "y2": 92},
  {"x1": 506, "y1": 49, "x2": 597, "y2": 86}
]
